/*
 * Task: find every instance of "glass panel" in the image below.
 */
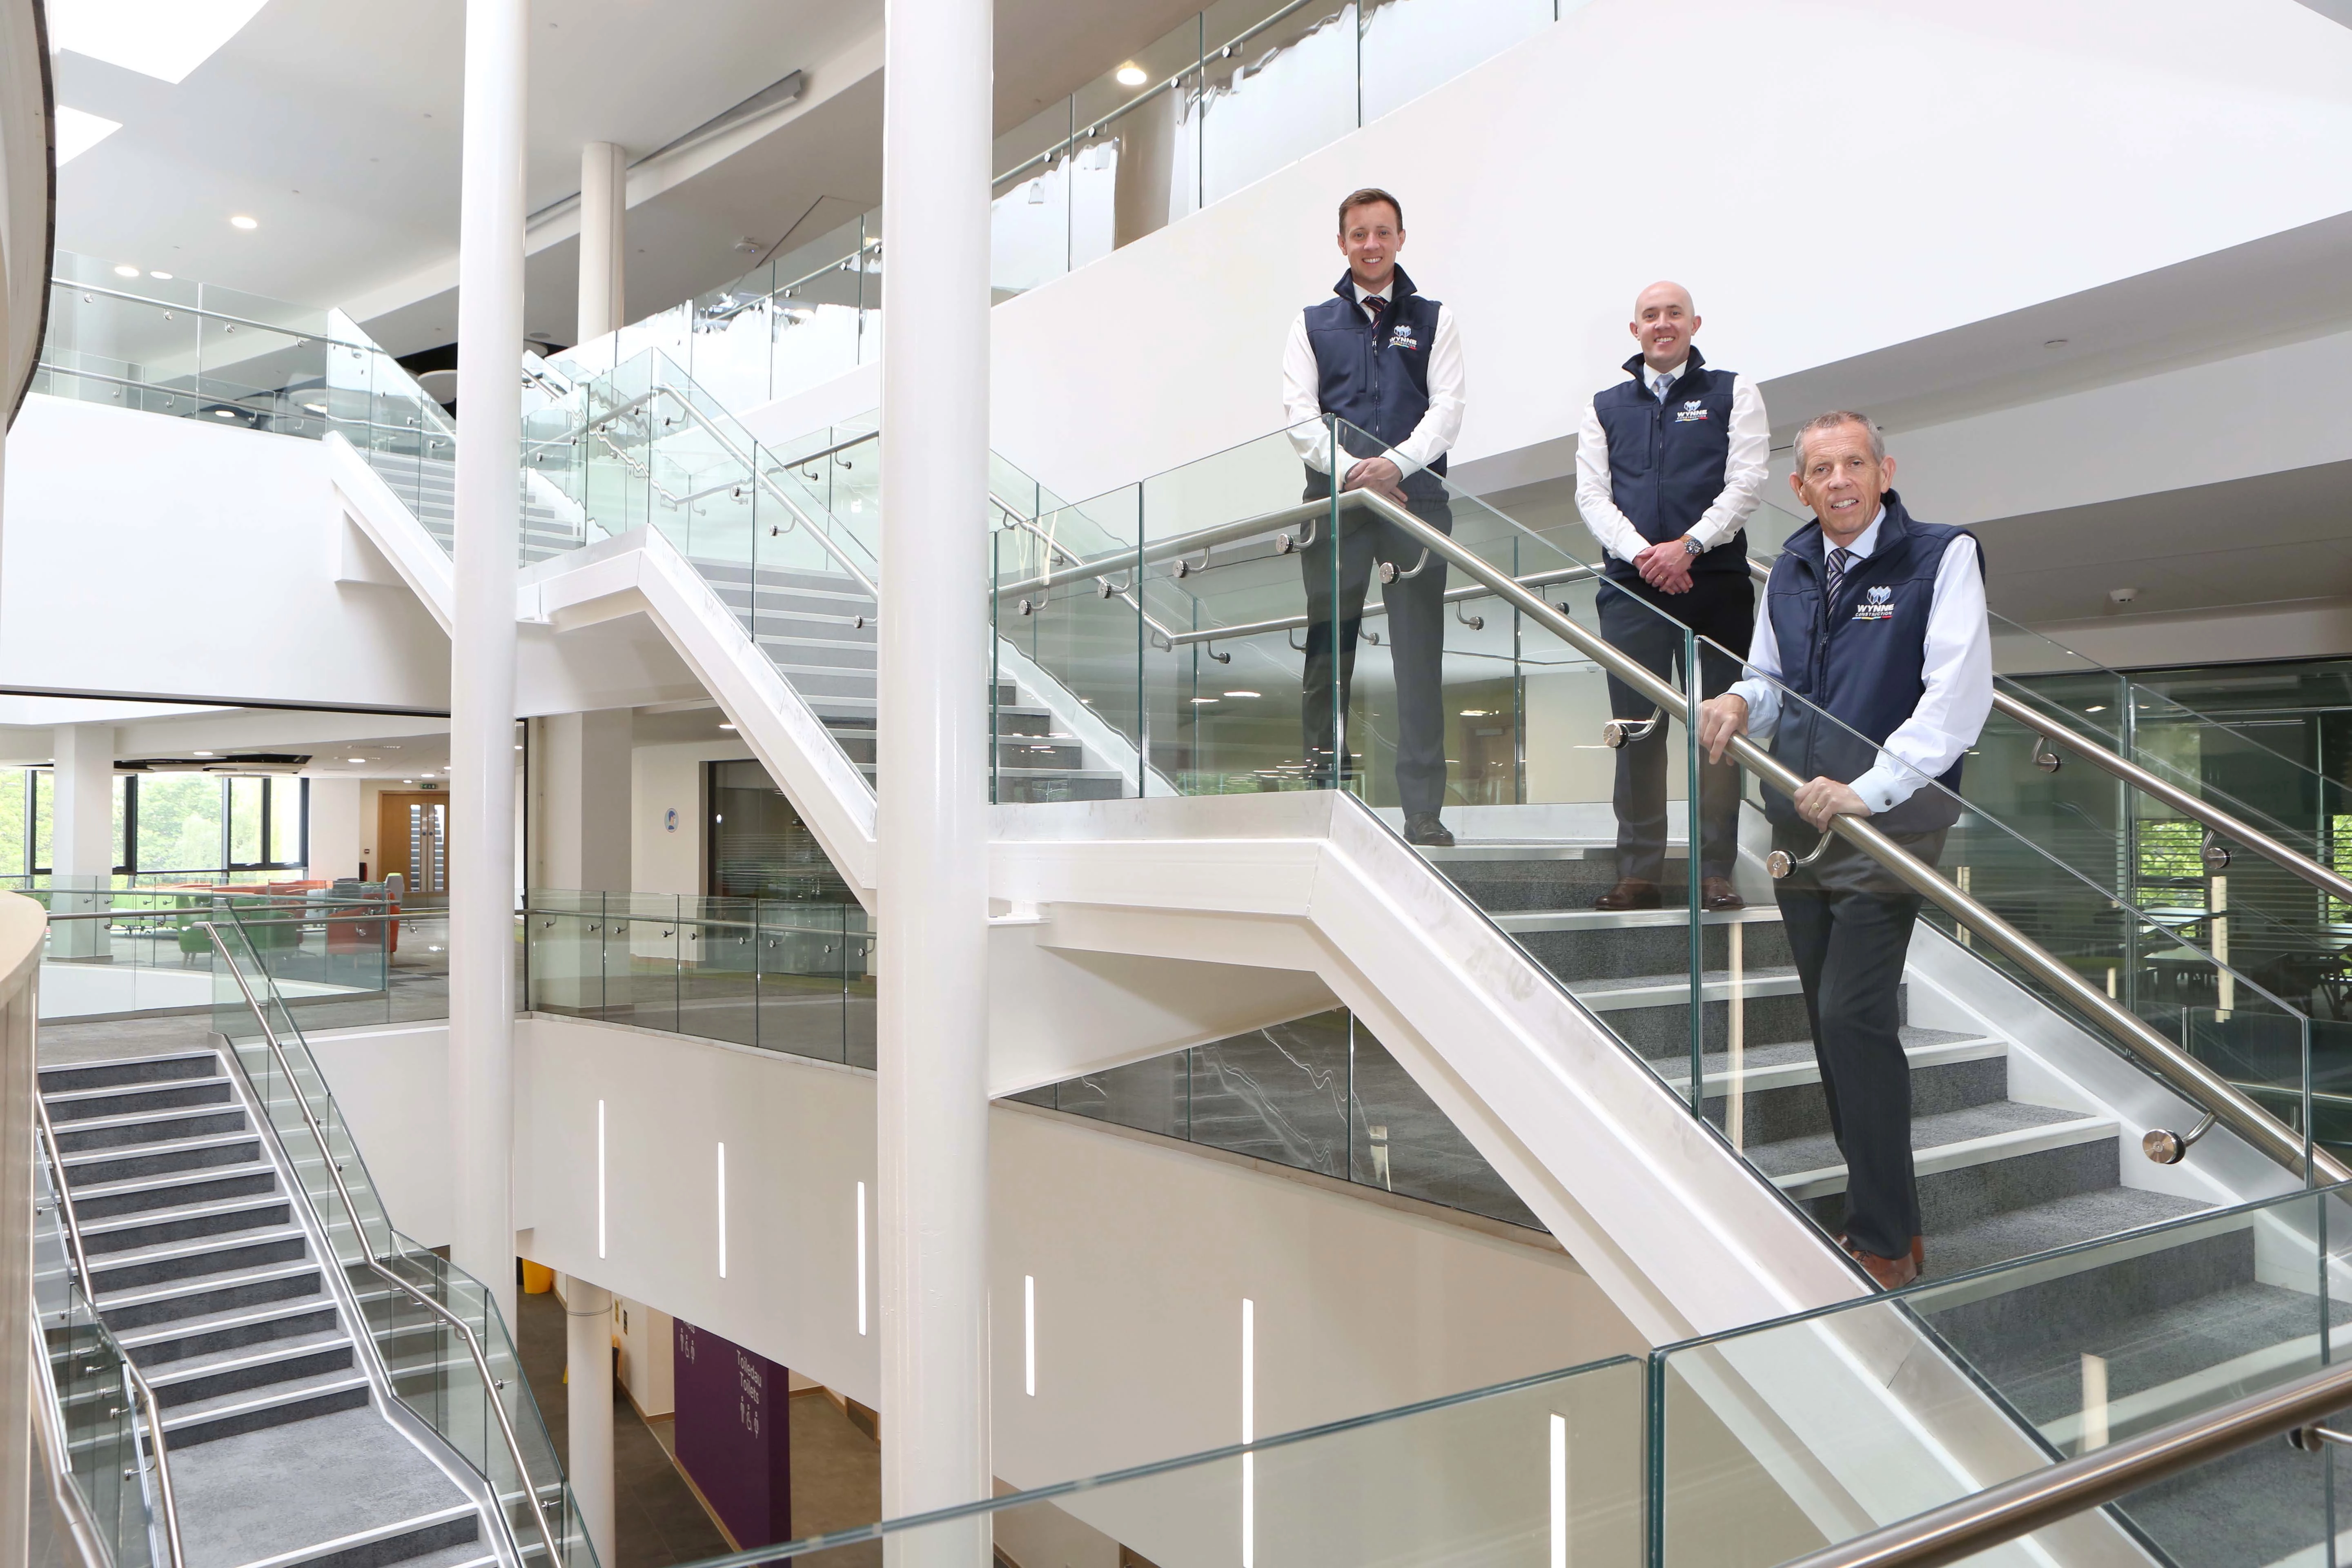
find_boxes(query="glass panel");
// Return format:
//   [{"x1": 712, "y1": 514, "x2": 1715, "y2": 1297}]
[
  {"x1": 1359, "y1": 0, "x2": 1557, "y2": 120},
  {"x1": 668, "y1": 1353, "x2": 1644, "y2": 1568},
  {"x1": 270, "y1": 777, "x2": 304, "y2": 867},
  {"x1": 135, "y1": 775, "x2": 222, "y2": 876},
  {"x1": 1199, "y1": 0, "x2": 1360, "y2": 209},
  {"x1": 1655, "y1": 1182, "x2": 2352, "y2": 1568}
]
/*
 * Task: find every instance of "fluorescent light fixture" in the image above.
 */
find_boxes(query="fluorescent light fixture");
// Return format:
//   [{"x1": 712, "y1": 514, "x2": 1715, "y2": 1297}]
[
  {"x1": 212, "y1": 408, "x2": 236, "y2": 418},
  {"x1": 149, "y1": 270, "x2": 173, "y2": 280},
  {"x1": 597, "y1": 1099, "x2": 607, "y2": 1258},
  {"x1": 345, "y1": 757, "x2": 365, "y2": 765},
  {"x1": 1114, "y1": 62, "x2": 1148, "y2": 87},
  {"x1": 717, "y1": 722, "x2": 736, "y2": 731},
  {"x1": 855, "y1": 1181, "x2": 868, "y2": 1336},
  {"x1": 111, "y1": 263, "x2": 140, "y2": 278},
  {"x1": 716, "y1": 1142, "x2": 727, "y2": 1279},
  {"x1": 49, "y1": 0, "x2": 274, "y2": 84},
  {"x1": 1223, "y1": 691, "x2": 1260, "y2": 699},
  {"x1": 192, "y1": 750, "x2": 214, "y2": 757},
  {"x1": 1189, "y1": 697, "x2": 1218, "y2": 705},
  {"x1": 53, "y1": 106, "x2": 122, "y2": 165},
  {"x1": 1241, "y1": 1297, "x2": 1255, "y2": 1568},
  {"x1": 302, "y1": 401, "x2": 327, "y2": 414},
  {"x1": 1024, "y1": 1275, "x2": 1036, "y2": 1396},
  {"x1": 229, "y1": 214, "x2": 258, "y2": 231},
  {"x1": 1550, "y1": 1413, "x2": 1568, "y2": 1568}
]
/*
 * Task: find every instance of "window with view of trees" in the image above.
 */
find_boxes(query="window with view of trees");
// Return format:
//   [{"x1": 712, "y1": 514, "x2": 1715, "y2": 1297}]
[{"x1": 0, "y1": 771, "x2": 306, "y2": 882}]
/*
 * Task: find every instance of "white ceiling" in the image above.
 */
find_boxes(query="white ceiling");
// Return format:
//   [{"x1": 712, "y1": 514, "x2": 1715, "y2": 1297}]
[{"x1": 51, "y1": 0, "x2": 1207, "y2": 356}]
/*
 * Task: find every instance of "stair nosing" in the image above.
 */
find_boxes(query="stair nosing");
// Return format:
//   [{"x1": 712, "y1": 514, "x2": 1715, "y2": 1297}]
[
  {"x1": 42, "y1": 1073, "x2": 233, "y2": 1107},
  {"x1": 229, "y1": 1502, "x2": 480, "y2": 1568},
  {"x1": 115, "y1": 1296, "x2": 341, "y2": 1350},
  {"x1": 80, "y1": 1192, "x2": 290, "y2": 1237},
  {"x1": 90, "y1": 1219, "x2": 308, "y2": 1274},
  {"x1": 157, "y1": 1368, "x2": 371, "y2": 1430},
  {"x1": 1658, "y1": 1035, "x2": 2005, "y2": 1094},
  {"x1": 145, "y1": 1331, "x2": 355, "y2": 1389},
  {"x1": 99, "y1": 1258, "x2": 322, "y2": 1312},
  {"x1": 69, "y1": 1158, "x2": 277, "y2": 1199}
]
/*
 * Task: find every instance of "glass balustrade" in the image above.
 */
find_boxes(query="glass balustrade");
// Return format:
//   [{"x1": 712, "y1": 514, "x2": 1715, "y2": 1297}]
[
  {"x1": 523, "y1": 891, "x2": 876, "y2": 1068},
  {"x1": 554, "y1": 0, "x2": 1581, "y2": 412},
  {"x1": 991, "y1": 415, "x2": 2344, "y2": 1292},
  {"x1": 33, "y1": 1124, "x2": 164, "y2": 1568},
  {"x1": 205, "y1": 912, "x2": 599, "y2": 1567}
]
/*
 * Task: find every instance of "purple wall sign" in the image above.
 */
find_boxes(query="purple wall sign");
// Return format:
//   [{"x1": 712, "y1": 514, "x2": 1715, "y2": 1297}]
[{"x1": 674, "y1": 1319, "x2": 792, "y2": 1547}]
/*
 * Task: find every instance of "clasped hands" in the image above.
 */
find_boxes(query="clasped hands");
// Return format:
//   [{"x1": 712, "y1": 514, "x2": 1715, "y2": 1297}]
[
  {"x1": 1631, "y1": 539, "x2": 1695, "y2": 595},
  {"x1": 1339, "y1": 454, "x2": 1409, "y2": 505},
  {"x1": 1696, "y1": 693, "x2": 1871, "y2": 831}
]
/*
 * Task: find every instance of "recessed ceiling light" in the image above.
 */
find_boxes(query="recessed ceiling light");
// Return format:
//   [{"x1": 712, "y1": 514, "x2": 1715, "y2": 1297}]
[
  {"x1": 1114, "y1": 63, "x2": 1148, "y2": 86},
  {"x1": 213, "y1": 408, "x2": 236, "y2": 418},
  {"x1": 229, "y1": 214, "x2": 258, "y2": 231},
  {"x1": 149, "y1": 270, "x2": 173, "y2": 280},
  {"x1": 49, "y1": 0, "x2": 274, "y2": 84},
  {"x1": 112, "y1": 263, "x2": 140, "y2": 278},
  {"x1": 302, "y1": 401, "x2": 327, "y2": 414},
  {"x1": 717, "y1": 722, "x2": 737, "y2": 731},
  {"x1": 192, "y1": 750, "x2": 214, "y2": 757},
  {"x1": 1189, "y1": 697, "x2": 1219, "y2": 705},
  {"x1": 52, "y1": 106, "x2": 122, "y2": 165},
  {"x1": 2043, "y1": 338, "x2": 2069, "y2": 350},
  {"x1": 347, "y1": 757, "x2": 366, "y2": 764},
  {"x1": 1223, "y1": 690, "x2": 1261, "y2": 699}
]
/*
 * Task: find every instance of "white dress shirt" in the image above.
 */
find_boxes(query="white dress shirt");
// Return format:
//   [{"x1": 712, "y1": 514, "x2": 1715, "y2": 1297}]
[
  {"x1": 1572, "y1": 359, "x2": 1768, "y2": 564},
  {"x1": 1281, "y1": 278, "x2": 1466, "y2": 477},
  {"x1": 1726, "y1": 506, "x2": 1994, "y2": 815}
]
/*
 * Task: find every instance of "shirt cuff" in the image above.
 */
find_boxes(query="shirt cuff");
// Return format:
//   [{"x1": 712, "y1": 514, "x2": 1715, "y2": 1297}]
[
  {"x1": 1726, "y1": 679, "x2": 1778, "y2": 739},
  {"x1": 1849, "y1": 762, "x2": 1919, "y2": 815},
  {"x1": 1379, "y1": 445, "x2": 1420, "y2": 480}
]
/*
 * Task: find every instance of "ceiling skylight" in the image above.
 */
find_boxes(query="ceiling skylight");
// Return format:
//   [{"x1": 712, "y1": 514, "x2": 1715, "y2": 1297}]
[
  {"x1": 49, "y1": 0, "x2": 274, "y2": 85},
  {"x1": 52, "y1": 106, "x2": 122, "y2": 165}
]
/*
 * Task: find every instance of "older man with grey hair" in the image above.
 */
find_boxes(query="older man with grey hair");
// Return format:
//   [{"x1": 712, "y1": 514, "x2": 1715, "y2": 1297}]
[{"x1": 1697, "y1": 410, "x2": 1991, "y2": 1291}]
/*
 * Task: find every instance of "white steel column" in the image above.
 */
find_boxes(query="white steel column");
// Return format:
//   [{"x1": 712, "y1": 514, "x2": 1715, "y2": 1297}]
[
  {"x1": 877, "y1": 0, "x2": 994, "y2": 1544},
  {"x1": 50, "y1": 725, "x2": 114, "y2": 960},
  {"x1": 577, "y1": 142, "x2": 628, "y2": 345},
  {"x1": 450, "y1": 0, "x2": 527, "y2": 1327},
  {"x1": 563, "y1": 1275, "x2": 616, "y2": 1564}
]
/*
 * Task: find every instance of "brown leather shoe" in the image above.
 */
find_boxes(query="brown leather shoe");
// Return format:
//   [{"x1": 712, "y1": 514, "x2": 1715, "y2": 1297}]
[
  {"x1": 1700, "y1": 875, "x2": 1745, "y2": 911},
  {"x1": 1844, "y1": 1238, "x2": 1920, "y2": 1291},
  {"x1": 1594, "y1": 877, "x2": 1662, "y2": 911}
]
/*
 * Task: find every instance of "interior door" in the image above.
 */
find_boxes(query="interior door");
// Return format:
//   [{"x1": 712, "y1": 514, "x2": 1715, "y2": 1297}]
[{"x1": 376, "y1": 791, "x2": 451, "y2": 903}]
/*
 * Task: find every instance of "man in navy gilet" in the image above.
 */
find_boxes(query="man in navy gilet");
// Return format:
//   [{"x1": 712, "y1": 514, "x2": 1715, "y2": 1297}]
[
  {"x1": 1699, "y1": 412, "x2": 1992, "y2": 1291},
  {"x1": 1280, "y1": 187, "x2": 1466, "y2": 846},
  {"x1": 1575, "y1": 282, "x2": 1768, "y2": 913}
]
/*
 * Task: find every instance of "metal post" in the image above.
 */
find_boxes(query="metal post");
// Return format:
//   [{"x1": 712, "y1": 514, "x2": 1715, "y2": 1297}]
[
  {"x1": 564, "y1": 1276, "x2": 616, "y2": 1564},
  {"x1": 876, "y1": 0, "x2": 995, "y2": 1546},
  {"x1": 450, "y1": 0, "x2": 528, "y2": 1327},
  {"x1": 1684, "y1": 630, "x2": 1704, "y2": 1114}
]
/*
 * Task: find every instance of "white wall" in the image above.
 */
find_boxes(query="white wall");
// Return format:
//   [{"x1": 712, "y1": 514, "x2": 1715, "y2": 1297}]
[
  {"x1": 630, "y1": 739, "x2": 750, "y2": 894},
  {"x1": 312, "y1": 1015, "x2": 1635, "y2": 1483},
  {"x1": 739, "y1": 0, "x2": 2352, "y2": 508},
  {"x1": 1, "y1": 398, "x2": 450, "y2": 708}
]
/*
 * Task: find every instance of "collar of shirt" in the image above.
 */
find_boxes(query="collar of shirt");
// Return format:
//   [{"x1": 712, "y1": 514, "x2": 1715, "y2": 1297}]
[
  {"x1": 1353, "y1": 280, "x2": 1394, "y2": 316},
  {"x1": 1826, "y1": 505, "x2": 1890, "y2": 560},
  {"x1": 1644, "y1": 359, "x2": 1688, "y2": 394}
]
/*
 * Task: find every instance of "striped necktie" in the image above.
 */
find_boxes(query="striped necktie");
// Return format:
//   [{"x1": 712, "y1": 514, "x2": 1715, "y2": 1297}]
[
  {"x1": 1825, "y1": 546, "x2": 1854, "y2": 609},
  {"x1": 1363, "y1": 294, "x2": 1387, "y2": 331}
]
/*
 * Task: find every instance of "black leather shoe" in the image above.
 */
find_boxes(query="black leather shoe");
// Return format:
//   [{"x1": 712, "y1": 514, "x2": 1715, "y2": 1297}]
[
  {"x1": 1593, "y1": 877, "x2": 1662, "y2": 911},
  {"x1": 1700, "y1": 875, "x2": 1746, "y2": 912},
  {"x1": 1403, "y1": 813, "x2": 1453, "y2": 847}
]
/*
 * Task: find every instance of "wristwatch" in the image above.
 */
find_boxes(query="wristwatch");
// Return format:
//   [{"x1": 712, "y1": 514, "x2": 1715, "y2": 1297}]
[{"x1": 1682, "y1": 535, "x2": 1705, "y2": 555}]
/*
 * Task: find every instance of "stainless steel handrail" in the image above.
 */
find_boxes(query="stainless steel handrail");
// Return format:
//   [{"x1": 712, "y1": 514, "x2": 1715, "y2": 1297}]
[
  {"x1": 1158, "y1": 561, "x2": 1604, "y2": 648},
  {"x1": 993, "y1": 512, "x2": 1187, "y2": 649},
  {"x1": 200, "y1": 922, "x2": 568, "y2": 1568},
  {"x1": 1738, "y1": 557, "x2": 2352, "y2": 910},
  {"x1": 51, "y1": 278, "x2": 365, "y2": 350},
  {"x1": 1348, "y1": 488, "x2": 2350, "y2": 1186},
  {"x1": 34, "y1": 1097, "x2": 186, "y2": 1568},
  {"x1": 1777, "y1": 1351, "x2": 2352, "y2": 1568},
  {"x1": 999, "y1": 497, "x2": 1332, "y2": 597}
]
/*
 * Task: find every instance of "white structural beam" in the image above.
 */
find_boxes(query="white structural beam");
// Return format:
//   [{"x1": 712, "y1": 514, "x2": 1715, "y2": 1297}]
[
  {"x1": 564, "y1": 1275, "x2": 617, "y2": 1564},
  {"x1": 449, "y1": 0, "x2": 528, "y2": 1327},
  {"x1": 876, "y1": 0, "x2": 994, "y2": 1545},
  {"x1": 577, "y1": 143, "x2": 628, "y2": 345}
]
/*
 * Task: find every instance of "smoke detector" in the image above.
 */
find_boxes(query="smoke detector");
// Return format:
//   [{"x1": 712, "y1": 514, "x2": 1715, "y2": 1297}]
[{"x1": 2108, "y1": 587, "x2": 2138, "y2": 604}]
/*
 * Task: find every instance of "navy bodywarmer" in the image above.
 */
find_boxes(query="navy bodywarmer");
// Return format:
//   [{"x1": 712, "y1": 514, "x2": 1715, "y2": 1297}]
[
  {"x1": 1760, "y1": 493, "x2": 1982, "y2": 835},
  {"x1": 1590, "y1": 347, "x2": 1745, "y2": 582},
  {"x1": 1300, "y1": 265, "x2": 1446, "y2": 503}
]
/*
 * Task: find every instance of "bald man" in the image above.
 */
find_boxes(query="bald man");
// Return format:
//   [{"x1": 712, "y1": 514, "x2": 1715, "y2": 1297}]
[{"x1": 1575, "y1": 282, "x2": 1769, "y2": 911}]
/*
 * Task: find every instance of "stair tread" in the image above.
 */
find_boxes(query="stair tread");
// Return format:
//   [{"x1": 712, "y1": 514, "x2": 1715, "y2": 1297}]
[
  {"x1": 100, "y1": 1258, "x2": 323, "y2": 1314},
  {"x1": 52, "y1": 1101, "x2": 247, "y2": 1136},
  {"x1": 1752, "y1": 1100, "x2": 2104, "y2": 1181},
  {"x1": 82, "y1": 1192, "x2": 288, "y2": 1239},
  {"x1": 70, "y1": 1157, "x2": 278, "y2": 1201},
  {"x1": 1927, "y1": 1185, "x2": 2220, "y2": 1282},
  {"x1": 146, "y1": 1328, "x2": 353, "y2": 1388},
  {"x1": 165, "y1": 1405, "x2": 478, "y2": 1568},
  {"x1": 158, "y1": 1364, "x2": 369, "y2": 1429},
  {"x1": 116, "y1": 1295, "x2": 342, "y2": 1351},
  {"x1": 62, "y1": 1129, "x2": 260, "y2": 1169},
  {"x1": 91, "y1": 1219, "x2": 309, "y2": 1277},
  {"x1": 43, "y1": 1073, "x2": 233, "y2": 1107},
  {"x1": 1655, "y1": 1028, "x2": 1998, "y2": 1088}
]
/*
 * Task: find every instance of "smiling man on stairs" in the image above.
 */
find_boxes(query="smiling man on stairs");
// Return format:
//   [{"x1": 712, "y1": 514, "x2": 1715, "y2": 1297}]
[{"x1": 1698, "y1": 410, "x2": 1993, "y2": 1291}]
